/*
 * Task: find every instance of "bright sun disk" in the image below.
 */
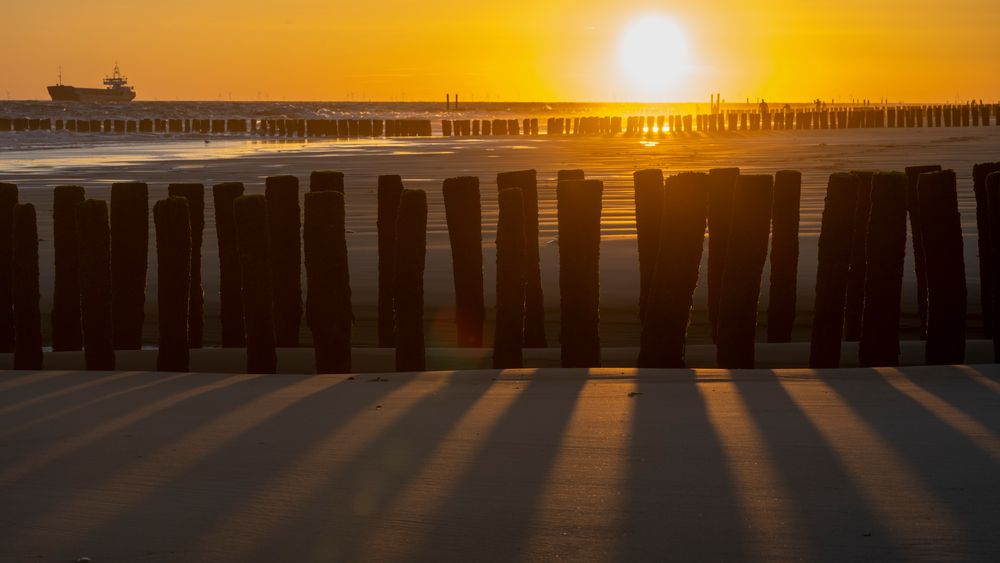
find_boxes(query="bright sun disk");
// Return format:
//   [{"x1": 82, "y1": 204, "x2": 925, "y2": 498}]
[{"x1": 619, "y1": 15, "x2": 692, "y2": 97}]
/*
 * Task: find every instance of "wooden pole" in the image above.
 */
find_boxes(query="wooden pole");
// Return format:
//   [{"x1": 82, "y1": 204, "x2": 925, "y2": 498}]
[
  {"x1": 153, "y1": 196, "x2": 191, "y2": 372},
  {"x1": 110, "y1": 182, "x2": 148, "y2": 350},
  {"x1": 767, "y1": 170, "x2": 801, "y2": 343},
  {"x1": 973, "y1": 162, "x2": 1000, "y2": 338},
  {"x1": 496, "y1": 170, "x2": 547, "y2": 347},
  {"x1": 493, "y1": 188, "x2": 526, "y2": 369},
  {"x1": 442, "y1": 177, "x2": 485, "y2": 347},
  {"x1": 0, "y1": 182, "x2": 15, "y2": 353},
  {"x1": 904, "y1": 165, "x2": 942, "y2": 340},
  {"x1": 51, "y1": 185, "x2": 85, "y2": 351},
  {"x1": 310, "y1": 170, "x2": 345, "y2": 193},
  {"x1": 304, "y1": 190, "x2": 353, "y2": 373},
  {"x1": 986, "y1": 172, "x2": 1000, "y2": 361},
  {"x1": 12, "y1": 204, "x2": 41, "y2": 369},
  {"x1": 377, "y1": 175, "x2": 405, "y2": 347},
  {"x1": 167, "y1": 183, "x2": 205, "y2": 348},
  {"x1": 557, "y1": 179, "x2": 603, "y2": 367},
  {"x1": 77, "y1": 199, "x2": 115, "y2": 370},
  {"x1": 213, "y1": 182, "x2": 246, "y2": 347},
  {"x1": 707, "y1": 167, "x2": 740, "y2": 342},
  {"x1": 859, "y1": 172, "x2": 908, "y2": 367},
  {"x1": 917, "y1": 170, "x2": 966, "y2": 364},
  {"x1": 637, "y1": 172, "x2": 708, "y2": 367},
  {"x1": 716, "y1": 174, "x2": 772, "y2": 369},
  {"x1": 265, "y1": 175, "x2": 303, "y2": 347},
  {"x1": 633, "y1": 169, "x2": 664, "y2": 324},
  {"x1": 394, "y1": 189, "x2": 428, "y2": 371},
  {"x1": 843, "y1": 171, "x2": 875, "y2": 341},
  {"x1": 234, "y1": 195, "x2": 277, "y2": 374},
  {"x1": 809, "y1": 173, "x2": 859, "y2": 368}
]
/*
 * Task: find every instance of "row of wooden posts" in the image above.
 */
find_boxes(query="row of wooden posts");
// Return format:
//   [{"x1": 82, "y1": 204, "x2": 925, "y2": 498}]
[
  {"x1": 2, "y1": 104, "x2": 997, "y2": 139},
  {"x1": 1, "y1": 161, "x2": 999, "y2": 373}
]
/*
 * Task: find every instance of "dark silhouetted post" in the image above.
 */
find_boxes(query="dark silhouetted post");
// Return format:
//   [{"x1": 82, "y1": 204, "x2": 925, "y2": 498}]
[
  {"x1": 153, "y1": 196, "x2": 191, "y2": 372},
  {"x1": 986, "y1": 172, "x2": 1000, "y2": 360},
  {"x1": 77, "y1": 200, "x2": 115, "y2": 370},
  {"x1": 973, "y1": 162, "x2": 1000, "y2": 338},
  {"x1": 496, "y1": 169, "x2": 547, "y2": 347},
  {"x1": 809, "y1": 173, "x2": 859, "y2": 368},
  {"x1": 304, "y1": 191, "x2": 353, "y2": 373},
  {"x1": 844, "y1": 171, "x2": 875, "y2": 341},
  {"x1": 51, "y1": 185, "x2": 85, "y2": 351},
  {"x1": 918, "y1": 170, "x2": 966, "y2": 364},
  {"x1": 494, "y1": 188, "x2": 526, "y2": 368},
  {"x1": 377, "y1": 175, "x2": 405, "y2": 347},
  {"x1": 167, "y1": 183, "x2": 205, "y2": 348},
  {"x1": 557, "y1": 179, "x2": 603, "y2": 367},
  {"x1": 394, "y1": 189, "x2": 428, "y2": 371},
  {"x1": 213, "y1": 182, "x2": 246, "y2": 347},
  {"x1": 442, "y1": 177, "x2": 485, "y2": 347},
  {"x1": 716, "y1": 174, "x2": 772, "y2": 369},
  {"x1": 707, "y1": 167, "x2": 740, "y2": 342},
  {"x1": 0, "y1": 183, "x2": 18, "y2": 353},
  {"x1": 633, "y1": 169, "x2": 664, "y2": 324},
  {"x1": 234, "y1": 195, "x2": 277, "y2": 374},
  {"x1": 768, "y1": 170, "x2": 801, "y2": 343},
  {"x1": 637, "y1": 172, "x2": 708, "y2": 367},
  {"x1": 265, "y1": 175, "x2": 302, "y2": 347},
  {"x1": 310, "y1": 170, "x2": 345, "y2": 193},
  {"x1": 12, "y1": 204, "x2": 41, "y2": 369},
  {"x1": 110, "y1": 182, "x2": 148, "y2": 349},
  {"x1": 904, "y1": 165, "x2": 942, "y2": 339},
  {"x1": 860, "y1": 172, "x2": 908, "y2": 367}
]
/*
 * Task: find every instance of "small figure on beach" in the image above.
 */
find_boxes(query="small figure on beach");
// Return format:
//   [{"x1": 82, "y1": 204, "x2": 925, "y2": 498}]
[{"x1": 759, "y1": 99, "x2": 769, "y2": 114}]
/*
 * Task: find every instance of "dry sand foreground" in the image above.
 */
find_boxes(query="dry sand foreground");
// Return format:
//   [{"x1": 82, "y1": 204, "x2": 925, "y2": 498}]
[
  {"x1": 2, "y1": 126, "x2": 999, "y2": 348},
  {"x1": 1, "y1": 366, "x2": 999, "y2": 562}
]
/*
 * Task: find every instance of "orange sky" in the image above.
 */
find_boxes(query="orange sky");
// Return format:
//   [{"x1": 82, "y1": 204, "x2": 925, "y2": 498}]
[{"x1": 3, "y1": 0, "x2": 998, "y2": 102}]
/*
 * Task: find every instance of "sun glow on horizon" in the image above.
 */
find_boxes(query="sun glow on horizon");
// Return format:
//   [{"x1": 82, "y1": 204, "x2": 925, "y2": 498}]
[{"x1": 618, "y1": 15, "x2": 694, "y2": 101}]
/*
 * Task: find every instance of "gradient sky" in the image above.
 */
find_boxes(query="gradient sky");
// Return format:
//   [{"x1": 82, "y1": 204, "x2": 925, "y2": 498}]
[{"x1": 3, "y1": 0, "x2": 998, "y2": 102}]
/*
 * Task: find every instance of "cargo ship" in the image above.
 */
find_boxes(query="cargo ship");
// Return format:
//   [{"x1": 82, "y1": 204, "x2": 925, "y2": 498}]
[{"x1": 47, "y1": 64, "x2": 136, "y2": 102}]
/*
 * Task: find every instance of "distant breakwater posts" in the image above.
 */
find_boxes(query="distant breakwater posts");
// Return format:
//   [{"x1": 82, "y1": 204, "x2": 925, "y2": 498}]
[
  {"x1": 1, "y1": 103, "x2": 999, "y2": 139},
  {"x1": 2, "y1": 162, "x2": 1000, "y2": 374}
]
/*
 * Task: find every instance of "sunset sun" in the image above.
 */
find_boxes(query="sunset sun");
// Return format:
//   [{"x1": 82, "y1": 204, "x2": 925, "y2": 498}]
[{"x1": 619, "y1": 15, "x2": 693, "y2": 99}]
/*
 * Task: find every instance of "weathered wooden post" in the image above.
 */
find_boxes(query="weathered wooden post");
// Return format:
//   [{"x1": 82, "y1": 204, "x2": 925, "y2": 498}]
[
  {"x1": 310, "y1": 170, "x2": 345, "y2": 193},
  {"x1": 234, "y1": 195, "x2": 277, "y2": 374},
  {"x1": 557, "y1": 179, "x2": 603, "y2": 367},
  {"x1": 904, "y1": 165, "x2": 942, "y2": 339},
  {"x1": 110, "y1": 182, "x2": 148, "y2": 349},
  {"x1": 265, "y1": 175, "x2": 302, "y2": 347},
  {"x1": 716, "y1": 174, "x2": 772, "y2": 369},
  {"x1": 77, "y1": 199, "x2": 115, "y2": 370},
  {"x1": 809, "y1": 173, "x2": 859, "y2": 368},
  {"x1": 394, "y1": 189, "x2": 428, "y2": 371},
  {"x1": 0, "y1": 183, "x2": 17, "y2": 353},
  {"x1": 51, "y1": 185, "x2": 85, "y2": 351},
  {"x1": 441, "y1": 177, "x2": 485, "y2": 347},
  {"x1": 494, "y1": 188, "x2": 526, "y2": 368},
  {"x1": 860, "y1": 172, "x2": 908, "y2": 367},
  {"x1": 973, "y1": 162, "x2": 1000, "y2": 338},
  {"x1": 986, "y1": 172, "x2": 1000, "y2": 360},
  {"x1": 497, "y1": 169, "x2": 547, "y2": 347},
  {"x1": 153, "y1": 196, "x2": 191, "y2": 372},
  {"x1": 213, "y1": 182, "x2": 246, "y2": 347},
  {"x1": 376, "y1": 175, "x2": 405, "y2": 347},
  {"x1": 637, "y1": 172, "x2": 708, "y2": 367},
  {"x1": 304, "y1": 190, "x2": 353, "y2": 373},
  {"x1": 844, "y1": 171, "x2": 875, "y2": 341},
  {"x1": 12, "y1": 204, "x2": 41, "y2": 369},
  {"x1": 633, "y1": 169, "x2": 664, "y2": 324},
  {"x1": 767, "y1": 169, "x2": 801, "y2": 343},
  {"x1": 707, "y1": 167, "x2": 740, "y2": 342},
  {"x1": 917, "y1": 170, "x2": 966, "y2": 364},
  {"x1": 167, "y1": 183, "x2": 205, "y2": 348}
]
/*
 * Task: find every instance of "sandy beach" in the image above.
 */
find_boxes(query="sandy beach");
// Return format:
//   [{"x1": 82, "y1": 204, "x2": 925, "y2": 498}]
[
  {"x1": 1, "y1": 126, "x2": 997, "y2": 350},
  {"x1": 1, "y1": 366, "x2": 999, "y2": 561}
]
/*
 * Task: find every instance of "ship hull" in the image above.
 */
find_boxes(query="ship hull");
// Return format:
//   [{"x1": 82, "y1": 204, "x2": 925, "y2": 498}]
[{"x1": 47, "y1": 85, "x2": 136, "y2": 102}]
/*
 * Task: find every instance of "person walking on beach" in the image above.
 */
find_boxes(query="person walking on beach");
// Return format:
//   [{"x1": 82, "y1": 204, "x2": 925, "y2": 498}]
[{"x1": 759, "y1": 99, "x2": 769, "y2": 115}]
